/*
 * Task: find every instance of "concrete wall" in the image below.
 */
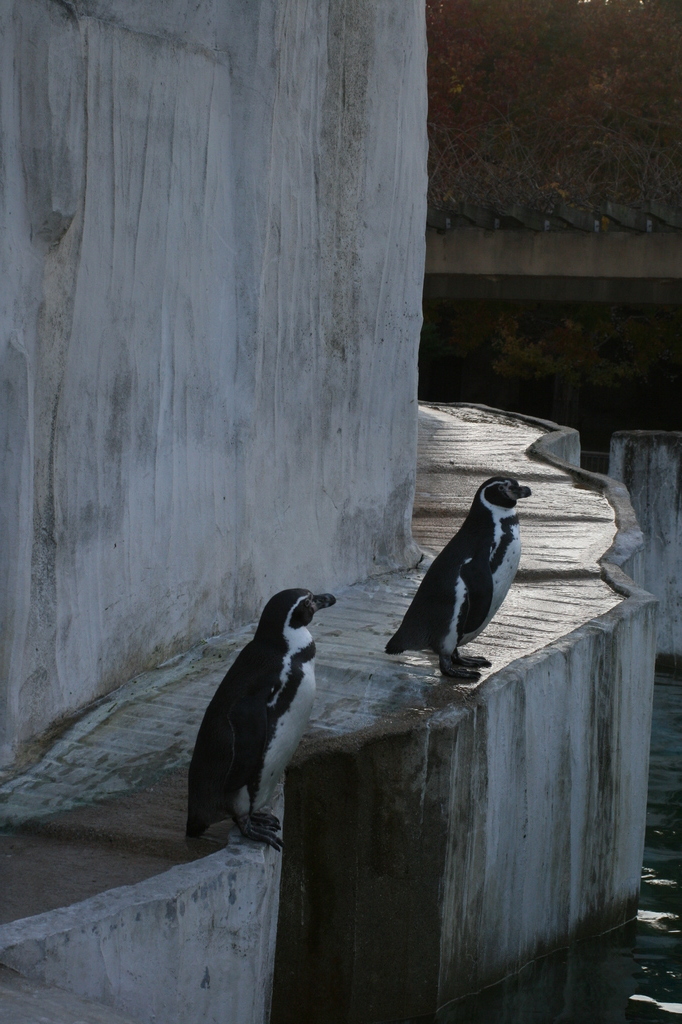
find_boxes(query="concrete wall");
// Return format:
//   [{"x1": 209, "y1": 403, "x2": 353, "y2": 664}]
[
  {"x1": 0, "y1": 831, "x2": 282, "y2": 1024},
  {"x1": 273, "y1": 608, "x2": 655, "y2": 1024},
  {"x1": 610, "y1": 432, "x2": 682, "y2": 667},
  {"x1": 424, "y1": 226, "x2": 682, "y2": 302},
  {"x1": 0, "y1": 0, "x2": 427, "y2": 764},
  {"x1": 270, "y1": 417, "x2": 657, "y2": 1024}
]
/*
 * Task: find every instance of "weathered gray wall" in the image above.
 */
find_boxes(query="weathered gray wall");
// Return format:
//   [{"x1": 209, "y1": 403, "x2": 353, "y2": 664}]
[
  {"x1": 610, "y1": 432, "x2": 682, "y2": 666},
  {"x1": 0, "y1": 0, "x2": 427, "y2": 764}
]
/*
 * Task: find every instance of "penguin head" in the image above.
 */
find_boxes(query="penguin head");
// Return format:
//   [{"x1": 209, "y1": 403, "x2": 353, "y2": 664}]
[
  {"x1": 478, "y1": 476, "x2": 532, "y2": 510},
  {"x1": 255, "y1": 589, "x2": 337, "y2": 638}
]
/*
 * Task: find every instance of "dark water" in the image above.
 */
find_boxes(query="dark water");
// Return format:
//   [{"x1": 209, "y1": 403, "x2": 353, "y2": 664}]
[{"x1": 396, "y1": 674, "x2": 682, "y2": 1024}]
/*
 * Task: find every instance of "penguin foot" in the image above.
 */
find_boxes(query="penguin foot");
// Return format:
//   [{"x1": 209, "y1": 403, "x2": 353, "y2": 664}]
[
  {"x1": 250, "y1": 810, "x2": 281, "y2": 831},
  {"x1": 452, "y1": 650, "x2": 492, "y2": 669},
  {"x1": 439, "y1": 652, "x2": 481, "y2": 680},
  {"x1": 234, "y1": 814, "x2": 283, "y2": 851},
  {"x1": 186, "y1": 815, "x2": 207, "y2": 839}
]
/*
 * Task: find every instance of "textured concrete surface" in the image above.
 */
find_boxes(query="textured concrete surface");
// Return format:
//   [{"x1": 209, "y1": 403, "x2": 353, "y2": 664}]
[
  {"x1": 0, "y1": 966, "x2": 139, "y2": 1024},
  {"x1": 270, "y1": 405, "x2": 657, "y2": 1024},
  {"x1": 1, "y1": 830, "x2": 185, "y2": 926},
  {"x1": 0, "y1": 811, "x2": 283, "y2": 1024},
  {"x1": 0, "y1": 0, "x2": 427, "y2": 764},
  {"x1": 0, "y1": 406, "x2": 656, "y2": 1024},
  {"x1": 0, "y1": 766, "x2": 231, "y2": 925},
  {"x1": 610, "y1": 432, "x2": 682, "y2": 668},
  {"x1": 425, "y1": 226, "x2": 682, "y2": 302}
]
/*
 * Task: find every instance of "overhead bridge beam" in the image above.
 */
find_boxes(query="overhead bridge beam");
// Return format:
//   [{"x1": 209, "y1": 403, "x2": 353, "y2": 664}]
[{"x1": 425, "y1": 227, "x2": 682, "y2": 304}]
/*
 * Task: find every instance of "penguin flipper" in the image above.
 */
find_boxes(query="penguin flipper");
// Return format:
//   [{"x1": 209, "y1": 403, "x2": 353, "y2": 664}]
[
  {"x1": 187, "y1": 708, "x2": 238, "y2": 836},
  {"x1": 187, "y1": 640, "x2": 282, "y2": 834},
  {"x1": 187, "y1": 690, "x2": 268, "y2": 836}
]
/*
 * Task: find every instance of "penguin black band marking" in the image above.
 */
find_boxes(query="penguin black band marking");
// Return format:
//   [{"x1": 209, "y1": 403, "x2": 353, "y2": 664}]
[{"x1": 490, "y1": 514, "x2": 518, "y2": 574}]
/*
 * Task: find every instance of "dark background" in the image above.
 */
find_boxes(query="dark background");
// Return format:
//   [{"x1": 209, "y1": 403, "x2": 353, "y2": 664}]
[{"x1": 418, "y1": 300, "x2": 682, "y2": 451}]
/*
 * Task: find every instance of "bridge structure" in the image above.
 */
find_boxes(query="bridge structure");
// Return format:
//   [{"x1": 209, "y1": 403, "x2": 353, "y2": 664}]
[{"x1": 425, "y1": 201, "x2": 682, "y2": 304}]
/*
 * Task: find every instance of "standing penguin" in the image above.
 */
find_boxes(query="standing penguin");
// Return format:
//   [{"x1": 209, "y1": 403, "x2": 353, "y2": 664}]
[
  {"x1": 187, "y1": 588, "x2": 336, "y2": 849},
  {"x1": 386, "y1": 476, "x2": 531, "y2": 680}
]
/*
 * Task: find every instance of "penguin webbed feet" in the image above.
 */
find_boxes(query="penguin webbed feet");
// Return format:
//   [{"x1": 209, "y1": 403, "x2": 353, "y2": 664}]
[
  {"x1": 234, "y1": 812, "x2": 283, "y2": 851},
  {"x1": 438, "y1": 649, "x2": 491, "y2": 680},
  {"x1": 453, "y1": 650, "x2": 491, "y2": 669},
  {"x1": 250, "y1": 810, "x2": 281, "y2": 830}
]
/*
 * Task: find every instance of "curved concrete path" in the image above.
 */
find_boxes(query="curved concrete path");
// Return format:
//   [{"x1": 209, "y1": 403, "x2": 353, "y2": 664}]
[
  {"x1": 0, "y1": 404, "x2": 653, "y2": 1024},
  {"x1": 0, "y1": 406, "x2": 618, "y2": 830}
]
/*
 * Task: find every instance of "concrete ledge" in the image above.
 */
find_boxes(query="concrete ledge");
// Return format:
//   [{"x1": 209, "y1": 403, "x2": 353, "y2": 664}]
[
  {"x1": 0, "y1": 405, "x2": 657, "y2": 1024},
  {"x1": 0, "y1": 792, "x2": 283, "y2": 1024},
  {"x1": 458, "y1": 403, "x2": 647, "y2": 589},
  {"x1": 530, "y1": 421, "x2": 646, "y2": 595},
  {"x1": 270, "y1": 404, "x2": 658, "y2": 1024}
]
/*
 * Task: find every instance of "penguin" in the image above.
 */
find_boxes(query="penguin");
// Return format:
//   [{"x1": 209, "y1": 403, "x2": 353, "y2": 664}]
[
  {"x1": 186, "y1": 588, "x2": 336, "y2": 849},
  {"x1": 386, "y1": 476, "x2": 531, "y2": 680}
]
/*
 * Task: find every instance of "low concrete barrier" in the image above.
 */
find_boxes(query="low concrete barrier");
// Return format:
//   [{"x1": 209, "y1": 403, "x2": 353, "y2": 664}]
[
  {"x1": 270, "y1": 406, "x2": 657, "y2": 1024},
  {"x1": 0, "y1": 796, "x2": 283, "y2": 1024},
  {"x1": 0, "y1": 407, "x2": 657, "y2": 1024},
  {"x1": 610, "y1": 432, "x2": 682, "y2": 669}
]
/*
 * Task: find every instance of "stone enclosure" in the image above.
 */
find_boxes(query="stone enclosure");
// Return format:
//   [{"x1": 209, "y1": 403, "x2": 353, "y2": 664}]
[
  {"x1": 0, "y1": 406, "x2": 658, "y2": 1023},
  {"x1": 0, "y1": 2, "x2": 663, "y2": 1022},
  {"x1": 0, "y1": 0, "x2": 427, "y2": 764}
]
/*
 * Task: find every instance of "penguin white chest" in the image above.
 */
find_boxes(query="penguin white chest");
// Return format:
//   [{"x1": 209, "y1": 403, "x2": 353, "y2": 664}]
[{"x1": 254, "y1": 659, "x2": 316, "y2": 811}]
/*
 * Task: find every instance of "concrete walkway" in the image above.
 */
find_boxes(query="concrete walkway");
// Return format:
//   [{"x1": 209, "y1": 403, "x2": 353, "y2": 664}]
[
  {"x1": 271, "y1": 406, "x2": 651, "y2": 1024},
  {"x1": 0, "y1": 403, "x2": 641, "y2": 1024},
  {"x1": 0, "y1": 404, "x2": 620, "y2": 913}
]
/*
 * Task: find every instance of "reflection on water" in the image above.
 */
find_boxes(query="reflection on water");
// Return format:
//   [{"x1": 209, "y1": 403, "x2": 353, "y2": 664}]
[{"x1": 390, "y1": 674, "x2": 682, "y2": 1024}]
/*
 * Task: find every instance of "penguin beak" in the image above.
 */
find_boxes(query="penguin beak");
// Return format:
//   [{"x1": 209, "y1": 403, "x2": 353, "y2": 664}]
[
  {"x1": 311, "y1": 593, "x2": 336, "y2": 612},
  {"x1": 516, "y1": 485, "x2": 532, "y2": 498}
]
